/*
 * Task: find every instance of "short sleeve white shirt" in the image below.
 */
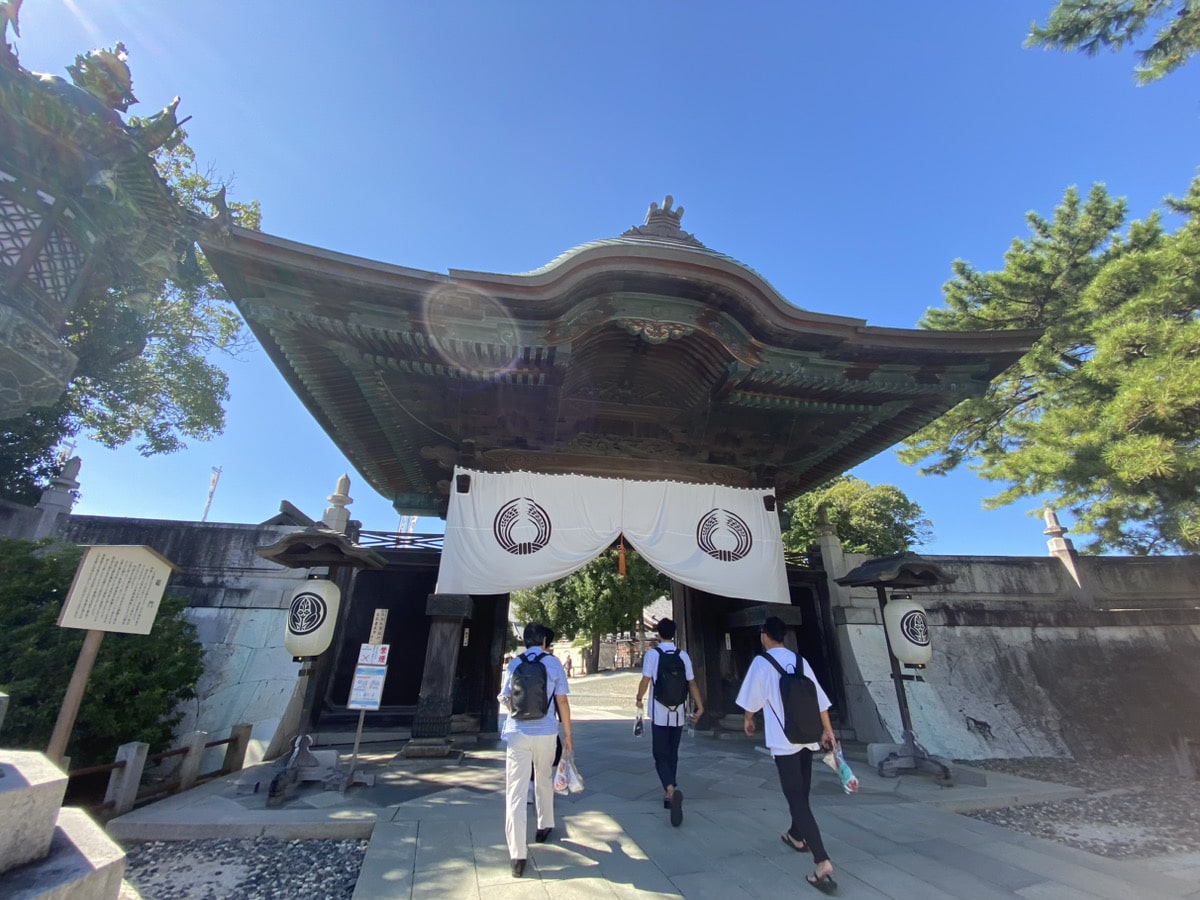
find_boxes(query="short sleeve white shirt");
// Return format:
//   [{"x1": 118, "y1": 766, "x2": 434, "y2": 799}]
[
  {"x1": 735, "y1": 647, "x2": 831, "y2": 756},
  {"x1": 641, "y1": 642, "x2": 695, "y2": 727},
  {"x1": 500, "y1": 649, "x2": 570, "y2": 738}
]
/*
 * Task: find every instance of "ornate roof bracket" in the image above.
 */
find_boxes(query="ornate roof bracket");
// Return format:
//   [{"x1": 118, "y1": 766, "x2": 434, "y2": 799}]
[{"x1": 616, "y1": 317, "x2": 695, "y2": 344}]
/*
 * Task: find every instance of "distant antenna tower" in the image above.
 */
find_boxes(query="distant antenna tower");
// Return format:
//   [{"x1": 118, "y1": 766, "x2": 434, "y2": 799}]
[{"x1": 201, "y1": 466, "x2": 222, "y2": 522}]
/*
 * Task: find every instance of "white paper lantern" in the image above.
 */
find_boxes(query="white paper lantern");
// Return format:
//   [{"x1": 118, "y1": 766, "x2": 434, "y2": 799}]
[
  {"x1": 883, "y1": 594, "x2": 932, "y2": 666},
  {"x1": 285, "y1": 579, "x2": 341, "y2": 659}
]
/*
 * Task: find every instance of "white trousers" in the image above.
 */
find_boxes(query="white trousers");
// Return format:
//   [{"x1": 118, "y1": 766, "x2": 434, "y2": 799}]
[{"x1": 504, "y1": 731, "x2": 557, "y2": 860}]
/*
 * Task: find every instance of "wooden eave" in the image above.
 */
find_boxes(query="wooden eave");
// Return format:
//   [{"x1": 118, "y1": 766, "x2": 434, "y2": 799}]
[{"x1": 200, "y1": 225, "x2": 1039, "y2": 517}]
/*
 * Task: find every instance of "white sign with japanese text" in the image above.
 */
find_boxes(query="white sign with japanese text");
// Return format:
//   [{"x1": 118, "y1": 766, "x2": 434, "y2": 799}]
[
  {"x1": 358, "y1": 643, "x2": 390, "y2": 666},
  {"x1": 348, "y1": 665, "x2": 387, "y2": 711},
  {"x1": 57, "y1": 545, "x2": 176, "y2": 635}
]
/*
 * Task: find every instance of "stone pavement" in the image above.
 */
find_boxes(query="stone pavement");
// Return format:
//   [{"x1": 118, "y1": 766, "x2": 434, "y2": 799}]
[{"x1": 108, "y1": 675, "x2": 1200, "y2": 898}]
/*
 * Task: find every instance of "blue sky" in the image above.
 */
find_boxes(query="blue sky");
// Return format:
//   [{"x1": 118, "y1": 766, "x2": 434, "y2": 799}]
[{"x1": 17, "y1": 2, "x2": 1199, "y2": 554}]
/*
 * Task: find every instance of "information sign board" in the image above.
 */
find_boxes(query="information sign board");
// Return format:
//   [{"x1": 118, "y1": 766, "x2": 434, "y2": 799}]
[
  {"x1": 57, "y1": 545, "x2": 176, "y2": 635},
  {"x1": 358, "y1": 643, "x2": 390, "y2": 665},
  {"x1": 348, "y1": 664, "x2": 387, "y2": 711}
]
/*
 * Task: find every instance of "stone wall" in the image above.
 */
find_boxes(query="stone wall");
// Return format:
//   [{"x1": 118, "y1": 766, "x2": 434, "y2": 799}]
[
  {"x1": 0, "y1": 498, "x2": 44, "y2": 539},
  {"x1": 824, "y1": 547, "x2": 1200, "y2": 760},
  {"x1": 62, "y1": 516, "x2": 313, "y2": 769}
]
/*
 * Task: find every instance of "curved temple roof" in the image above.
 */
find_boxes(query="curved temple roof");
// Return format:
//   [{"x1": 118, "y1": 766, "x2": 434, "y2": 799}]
[{"x1": 200, "y1": 198, "x2": 1038, "y2": 517}]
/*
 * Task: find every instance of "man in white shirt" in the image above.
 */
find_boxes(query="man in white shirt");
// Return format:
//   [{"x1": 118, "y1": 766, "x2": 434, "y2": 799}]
[
  {"x1": 499, "y1": 623, "x2": 573, "y2": 878},
  {"x1": 635, "y1": 618, "x2": 704, "y2": 826},
  {"x1": 735, "y1": 615, "x2": 838, "y2": 894}
]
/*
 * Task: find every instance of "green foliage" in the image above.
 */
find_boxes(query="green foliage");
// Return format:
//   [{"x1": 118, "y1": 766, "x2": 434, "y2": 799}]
[
  {"x1": 782, "y1": 476, "x2": 932, "y2": 557},
  {"x1": 900, "y1": 179, "x2": 1200, "y2": 553},
  {"x1": 511, "y1": 547, "x2": 668, "y2": 642},
  {"x1": 0, "y1": 401, "x2": 74, "y2": 505},
  {"x1": 1028, "y1": 1, "x2": 1200, "y2": 85},
  {"x1": 0, "y1": 128, "x2": 261, "y2": 502},
  {"x1": 0, "y1": 539, "x2": 205, "y2": 766}
]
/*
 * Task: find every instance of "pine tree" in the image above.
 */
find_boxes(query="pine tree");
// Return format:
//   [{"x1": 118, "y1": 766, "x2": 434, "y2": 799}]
[{"x1": 901, "y1": 180, "x2": 1200, "y2": 553}]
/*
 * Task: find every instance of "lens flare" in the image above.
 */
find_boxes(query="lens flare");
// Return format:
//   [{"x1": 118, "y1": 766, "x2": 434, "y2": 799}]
[{"x1": 422, "y1": 285, "x2": 521, "y2": 379}]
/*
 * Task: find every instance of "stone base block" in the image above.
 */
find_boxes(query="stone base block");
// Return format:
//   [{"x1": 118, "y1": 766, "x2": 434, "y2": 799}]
[
  {"x1": 0, "y1": 807, "x2": 125, "y2": 899},
  {"x1": 401, "y1": 738, "x2": 456, "y2": 759},
  {"x1": 0, "y1": 750, "x2": 68, "y2": 873},
  {"x1": 867, "y1": 742, "x2": 903, "y2": 768},
  {"x1": 296, "y1": 749, "x2": 339, "y2": 782}
]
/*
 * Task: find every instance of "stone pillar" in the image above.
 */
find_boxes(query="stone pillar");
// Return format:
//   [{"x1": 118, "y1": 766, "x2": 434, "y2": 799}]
[
  {"x1": 321, "y1": 474, "x2": 353, "y2": 533},
  {"x1": 409, "y1": 593, "x2": 474, "y2": 747},
  {"x1": 32, "y1": 456, "x2": 81, "y2": 540},
  {"x1": 177, "y1": 731, "x2": 209, "y2": 792},
  {"x1": 104, "y1": 741, "x2": 148, "y2": 817},
  {"x1": 1044, "y1": 508, "x2": 1094, "y2": 607},
  {"x1": 0, "y1": 750, "x2": 125, "y2": 898},
  {"x1": 814, "y1": 503, "x2": 852, "y2": 608},
  {"x1": 814, "y1": 505, "x2": 871, "y2": 742}
]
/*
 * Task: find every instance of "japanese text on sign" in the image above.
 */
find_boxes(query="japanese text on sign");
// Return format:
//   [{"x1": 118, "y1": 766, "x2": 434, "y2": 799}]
[
  {"x1": 358, "y1": 643, "x2": 390, "y2": 665},
  {"x1": 348, "y1": 664, "x2": 387, "y2": 711},
  {"x1": 369, "y1": 608, "x2": 388, "y2": 644},
  {"x1": 57, "y1": 545, "x2": 175, "y2": 635}
]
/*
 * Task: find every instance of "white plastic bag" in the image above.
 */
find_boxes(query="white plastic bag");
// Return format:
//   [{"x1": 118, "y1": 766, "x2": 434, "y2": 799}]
[
  {"x1": 555, "y1": 753, "x2": 584, "y2": 794},
  {"x1": 565, "y1": 754, "x2": 584, "y2": 793},
  {"x1": 822, "y1": 748, "x2": 859, "y2": 794}
]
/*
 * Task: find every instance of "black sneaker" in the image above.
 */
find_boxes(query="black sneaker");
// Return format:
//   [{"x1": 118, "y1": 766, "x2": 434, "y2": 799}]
[
  {"x1": 535, "y1": 827, "x2": 553, "y2": 843},
  {"x1": 511, "y1": 858, "x2": 526, "y2": 878},
  {"x1": 669, "y1": 790, "x2": 684, "y2": 827}
]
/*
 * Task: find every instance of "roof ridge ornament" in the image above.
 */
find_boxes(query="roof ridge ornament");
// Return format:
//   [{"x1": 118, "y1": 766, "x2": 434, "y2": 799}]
[
  {"x1": 621, "y1": 195, "x2": 707, "y2": 248},
  {"x1": 1, "y1": 0, "x2": 20, "y2": 70},
  {"x1": 66, "y1": 41, "x2": 138, "y2": 111}
]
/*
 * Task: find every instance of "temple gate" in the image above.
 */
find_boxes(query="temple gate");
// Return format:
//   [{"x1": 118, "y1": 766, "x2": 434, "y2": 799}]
[{"x1": 201, "y1": 197, "x2": 1036, "y2": 742}]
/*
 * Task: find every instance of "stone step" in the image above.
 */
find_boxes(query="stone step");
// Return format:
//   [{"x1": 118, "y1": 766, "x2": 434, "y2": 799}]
[{"x1": 0, "y1": 807, "x2": 126, "y2": 899}]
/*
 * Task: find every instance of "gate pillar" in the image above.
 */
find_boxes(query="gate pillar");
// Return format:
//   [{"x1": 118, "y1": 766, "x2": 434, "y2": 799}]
[{"x1": 410, "y1": 594, "x2": 474, "y2": 744}]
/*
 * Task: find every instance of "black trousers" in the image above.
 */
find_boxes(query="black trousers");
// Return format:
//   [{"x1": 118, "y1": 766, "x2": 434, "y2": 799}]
[
  {"x1": 774, "y1": 749, "x2": 829, "y2": 864},
  {"x1": 651, "y1": 723, "x2": 683, "y2": 791}
]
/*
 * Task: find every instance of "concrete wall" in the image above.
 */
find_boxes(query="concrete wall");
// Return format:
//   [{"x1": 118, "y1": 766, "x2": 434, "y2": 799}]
[
  {"x1": 0, "y1": 498, "x2": 43, "y2": 539},
  {"x1": 62, "y1": 516, "x2": 313, "y2": 769},
  {"x1": 34, "y1": 502, "x2": 1200, "y2": 767},
  {"x1": 825, "y1": 548, "x2": 1200, "y2": 760}
]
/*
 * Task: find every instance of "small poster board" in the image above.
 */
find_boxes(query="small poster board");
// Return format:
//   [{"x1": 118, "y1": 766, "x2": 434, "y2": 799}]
[
  {"x1": 358, "y1": 643, "x2": 390, "y2": 666},
  {"x1": 57, "y1": 545, "x2": 176, "y2": 635},
  {"x1": 348, "y1": 664, "x2": 387, "y2": 711}
]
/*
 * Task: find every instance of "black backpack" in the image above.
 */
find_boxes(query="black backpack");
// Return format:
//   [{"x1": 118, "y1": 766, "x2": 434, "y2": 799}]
[
  {"x1": 652, "y1": 647, "x2": 688, "y2": 710},
  {"x1": 511, "y1": 650, "x2": 552, "y2": 720},
  {"x1": 761, "y1": 652, "x2": 823, "y2": 744}
]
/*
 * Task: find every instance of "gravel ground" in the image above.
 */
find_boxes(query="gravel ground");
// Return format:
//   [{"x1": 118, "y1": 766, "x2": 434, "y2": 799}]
[
  {"x1": 966, "y1": 755, "x2": 1200, "y2": 859},
  {"x1": 120, "y1": 838, "x2": 367, "y2": 900}
]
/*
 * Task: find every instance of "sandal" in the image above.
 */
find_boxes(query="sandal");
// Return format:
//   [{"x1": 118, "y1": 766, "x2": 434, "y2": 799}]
[
  {"x1": 781, "y1": 833, "x2": 808, "y2": 852},
  {"x1": 806, "y1": 871, "x2": 838, "y2": 895}
]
